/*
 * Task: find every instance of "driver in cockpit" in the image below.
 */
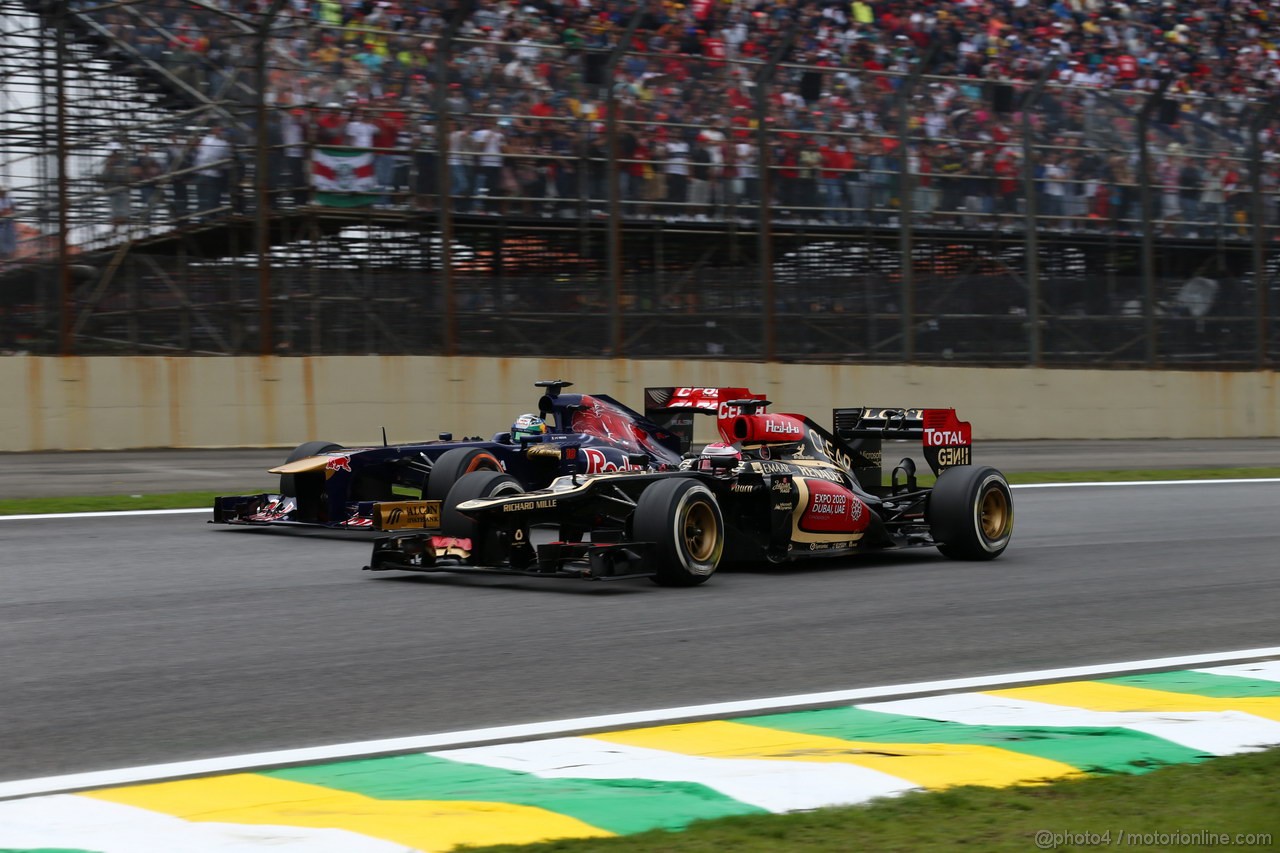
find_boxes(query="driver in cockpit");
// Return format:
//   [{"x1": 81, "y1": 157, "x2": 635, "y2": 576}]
[
  {"x1": 680, "y1": 441, "x2": 744, "y2": 475},
  {"x1": 510, "y1": 413, "x2": 548, "y2": 443}
]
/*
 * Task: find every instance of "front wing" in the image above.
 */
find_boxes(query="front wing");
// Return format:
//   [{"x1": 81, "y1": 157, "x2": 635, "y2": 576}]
[
  {"x1": 366, "y1": 534, "x2": 660, "y2": 581},
  {"x1": 212, "y1": 494, "x2": 444, "y2": 531}
]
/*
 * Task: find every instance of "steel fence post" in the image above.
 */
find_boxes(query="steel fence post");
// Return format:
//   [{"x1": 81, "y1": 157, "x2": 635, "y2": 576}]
[
  {"x1": 1137, "y1": 74, "x2": 1172, "y2": 368},
  {"x1": 255, "y1": 0, "x2": 286, "y2": 356},
  {"x1": 606, "y1": 9, "x2": 642, "y2": 359},
  {"x1": 895, "y1": 41, "x2": 935, "y2": 364},
  {"x1": 1020, "y1": 57, "x2": 1059, "y2": 368},
  {"x1": 754, "y1": 24, "x2": 796, "y2": 363},
  {"x1": 55, "y1": 0, "x2": 72, "y2": 355},
  {"x1": 435, "y1": 5, "x2": 473, "y2": 358},
  {"x1": 1249, "y1": 97, "x2": 1278, "y2": 369}
]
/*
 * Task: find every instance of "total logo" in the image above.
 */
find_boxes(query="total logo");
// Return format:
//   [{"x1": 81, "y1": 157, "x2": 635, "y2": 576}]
[{"x1": 924, "y1": 428, "x2": 969, "y2": 447}]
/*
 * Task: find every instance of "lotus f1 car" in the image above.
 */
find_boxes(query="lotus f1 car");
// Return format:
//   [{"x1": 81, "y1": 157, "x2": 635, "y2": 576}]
[
  {"x1": 365, "y1": 399, "x2": 1014, "y2": 585},
  {"x1": 211, "y1": 381, "x2": 763, "y2": 532}
]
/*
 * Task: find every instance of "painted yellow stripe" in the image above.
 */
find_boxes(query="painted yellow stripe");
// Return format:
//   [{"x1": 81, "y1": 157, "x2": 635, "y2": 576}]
[
  {"x1": 82, "y1": 774, "x2": 612, "y2": 851},
  {"x1": 988, "y1": 682, "x2": 1280, "y2": 722},
  {"x1": 590, "y1": 721, "x2": 1082, "y2": 790}
]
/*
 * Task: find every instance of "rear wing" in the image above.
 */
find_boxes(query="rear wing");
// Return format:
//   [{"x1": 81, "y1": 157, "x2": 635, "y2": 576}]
[
  {"x1": 831, "y1": 406, "x2": 973, "y2": 484},
  {"x1": 644, "y1": 387, "x2": 768, "y2": 454}
]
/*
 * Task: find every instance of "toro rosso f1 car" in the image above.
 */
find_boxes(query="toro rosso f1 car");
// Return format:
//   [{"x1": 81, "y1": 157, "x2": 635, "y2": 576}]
[
  {"x1": 211, "y1": 381, "x2": 762, "y2": 532},
  {"x1": 365, "y1": 398, "x2": 1014, "y2": 585}
]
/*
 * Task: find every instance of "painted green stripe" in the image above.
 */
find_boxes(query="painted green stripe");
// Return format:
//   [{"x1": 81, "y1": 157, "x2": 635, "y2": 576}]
[
  {"x1": 739, "y1": 707, "x2": 1205, "y2": 774},
  {"x1": 1099, "y1": 670, "x2": 1280, "y2": 698},
  {"x1": 266, "y1": 754, "x2": 766, "y2": 835}
]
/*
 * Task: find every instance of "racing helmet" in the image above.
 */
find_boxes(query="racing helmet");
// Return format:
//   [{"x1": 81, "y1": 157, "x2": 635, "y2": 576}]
[
  {"x1": 511, "y1": 413, "x2": 548, "y2": 443},
  {"x1": 697, "y1": 441, "x2": 742, "y2": 474}
]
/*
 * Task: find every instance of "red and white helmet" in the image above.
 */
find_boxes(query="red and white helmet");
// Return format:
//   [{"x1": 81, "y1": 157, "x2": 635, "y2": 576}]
[{"x1": 697, "y1": 442, "x2": 742, "y2": 474}]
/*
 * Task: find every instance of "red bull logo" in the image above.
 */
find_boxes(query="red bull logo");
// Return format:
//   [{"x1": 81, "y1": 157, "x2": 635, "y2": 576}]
[
  {"x1": 582, "y1": 447, "x2": 647, "y2": 474},
  {"x1": 325, "y1": 455, "x2": 352, "y2": 473}
]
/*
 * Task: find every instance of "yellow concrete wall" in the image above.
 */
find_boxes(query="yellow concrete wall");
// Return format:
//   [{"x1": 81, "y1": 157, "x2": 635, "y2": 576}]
[{"x1": 1, "y1": 356, "x2": 1276, "y2": 451}]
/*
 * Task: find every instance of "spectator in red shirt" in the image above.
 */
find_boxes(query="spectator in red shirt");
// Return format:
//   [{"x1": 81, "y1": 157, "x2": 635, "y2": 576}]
[
  {"x1": 819, "y1": 139, "x2": 850, "y2": 224},
  {"x1": 994, "y1": 150, "x2": 1021, "y2": 220},
  {"x1": 372, "y1": 97, "x2": 404, "y2": 195}
]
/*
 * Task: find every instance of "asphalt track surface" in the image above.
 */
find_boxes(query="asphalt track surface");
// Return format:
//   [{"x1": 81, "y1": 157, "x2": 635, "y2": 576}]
[{"x1": 0, "y1": 444, "x2": 1277, "y2": 784}]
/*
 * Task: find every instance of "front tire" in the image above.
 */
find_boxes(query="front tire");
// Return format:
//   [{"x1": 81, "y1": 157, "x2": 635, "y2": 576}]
[
  {"x1": 927, "y1": 465, "x2": 1013, "y2": 560},
  {"x1": 279, "y1": 440, "x2": 342, "y2": 496},
  {"x1": 633, "y1": 478, "x2": 724, "y2": 587},
  {"x1": 426, "y1": 447, "x2": 504, "y2": 502},
  {"x1": 441, "y1": 470, "x2": 525, "y2": 542}
]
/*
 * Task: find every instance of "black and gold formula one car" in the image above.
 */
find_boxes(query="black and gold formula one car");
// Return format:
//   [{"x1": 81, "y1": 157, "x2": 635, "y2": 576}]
[{"x1": 364, "y1": 398, "x2": 1013, "y2": 586}]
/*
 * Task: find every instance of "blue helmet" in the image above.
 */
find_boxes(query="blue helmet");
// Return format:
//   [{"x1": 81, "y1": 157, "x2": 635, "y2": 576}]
[{"x1": 511, "y1": 413, "x2": 548, "y2": 443}]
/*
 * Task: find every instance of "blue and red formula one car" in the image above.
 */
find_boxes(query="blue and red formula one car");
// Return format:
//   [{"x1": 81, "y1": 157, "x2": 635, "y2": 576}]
[{"x1": 211, "y1": 381, "x2": 762, "y2": 532}]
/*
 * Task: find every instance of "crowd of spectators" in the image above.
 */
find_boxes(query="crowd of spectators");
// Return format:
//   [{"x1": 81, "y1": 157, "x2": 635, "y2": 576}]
[{"x1": 62, "y1": 0, "x2": 1280, "y2": 237}]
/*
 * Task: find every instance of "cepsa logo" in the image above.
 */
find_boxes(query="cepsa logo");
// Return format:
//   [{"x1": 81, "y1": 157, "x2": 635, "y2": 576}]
[
  {"x1": 808, "y1": 430, "x2": 855, "y2": 472},
  {"x1": 325, "y1": 456, "x2": 352, "y2": 472},
  {"x1": 668, "y1": 388, "x2": 722, "y2": 411}
]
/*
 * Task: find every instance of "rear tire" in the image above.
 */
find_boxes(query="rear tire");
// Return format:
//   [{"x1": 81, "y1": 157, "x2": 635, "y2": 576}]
[
  {"x1": 279, "y1": 440, "x2": 342, "y2": 496},
  {"x1": 927, "y1": 465, "x2": 1013, "y2": 560},
  {"x1": 633, "y1": 478, "x2": 724, "y2": 587},
  {"x1": 427, "y1": 447, "x2": 504, "y2": 502}
]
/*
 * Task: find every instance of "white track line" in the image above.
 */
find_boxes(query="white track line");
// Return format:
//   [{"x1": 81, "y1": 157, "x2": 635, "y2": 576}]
[
  {"x1": 0, "y1": 508, "x2": 209, "y2": 521},
  {"x1": 3, "y1": 478, "x2": 1278, "y2": 522},
  {"x1": 1, "y1": 646, "x2": 1277, "y2": 801},
  {"x1": 1013, "y1": 478, "x2": 1280, "y2": 489},
  {"x1": 1198, "y1": 660, "x2": 1280, "y2": 681}
]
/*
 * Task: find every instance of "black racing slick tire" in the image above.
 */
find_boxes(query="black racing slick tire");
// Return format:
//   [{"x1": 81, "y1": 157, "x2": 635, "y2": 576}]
[
  {"x1": 633, "y1": 478, "x2": 724, "y2": 587},
  {"x1": 441, "y1": 471, "x2": 525, "y2": 542},
  {"x1": 279, "y1": 440, "x2": 342, "y2": 496},
  {"x1": 927, "y1": 465, "x2": 1014, "y2": 560},
  {"x1": 426, "y1": 447, "x2": 505, "y2": 503}
]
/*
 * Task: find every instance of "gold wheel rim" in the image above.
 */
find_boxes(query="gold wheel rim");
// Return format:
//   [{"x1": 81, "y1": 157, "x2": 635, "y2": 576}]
[
  {"x1": 683, "y1": 500, "x2": 718, "y2": 562},
  {"x1": 980, "y1": 487, "x2": 1010, "y2": 540}
]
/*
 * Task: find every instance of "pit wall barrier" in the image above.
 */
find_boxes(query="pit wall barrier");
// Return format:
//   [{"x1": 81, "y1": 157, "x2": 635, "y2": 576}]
[{"x1": 1, "y1": 356, "x2": 1276, "y2": 452}]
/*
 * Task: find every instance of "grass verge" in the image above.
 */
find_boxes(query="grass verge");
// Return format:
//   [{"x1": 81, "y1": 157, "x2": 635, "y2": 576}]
[
  {"x1": 2, "y1": 467, "x2": 1278, "y2": 516},
  {"x1": 459, "y1": 747, "x2": 1280, "y2": 853},
  {"x1": 0, "y1": 491, "x2": 245, "y2": 515}
]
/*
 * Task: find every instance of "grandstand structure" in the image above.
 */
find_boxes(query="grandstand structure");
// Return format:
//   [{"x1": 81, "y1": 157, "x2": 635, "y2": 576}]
[{"x1": 0, "y1": 0, "x2": 1277, "y2": 367}]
